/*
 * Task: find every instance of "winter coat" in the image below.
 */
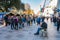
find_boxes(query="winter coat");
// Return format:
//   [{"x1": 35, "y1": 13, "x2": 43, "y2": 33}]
[{"x1": 41, "y1": 22, "x2": 47, "y2": 29}]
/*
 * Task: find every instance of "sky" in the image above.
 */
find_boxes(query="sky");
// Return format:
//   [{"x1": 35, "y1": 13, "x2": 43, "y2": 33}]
[{"x1": 21, "y1": 0, "x2": 50, "y2": 14}]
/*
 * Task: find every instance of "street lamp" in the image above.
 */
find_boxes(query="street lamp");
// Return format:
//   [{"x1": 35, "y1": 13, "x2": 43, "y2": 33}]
[
  {"x1": 41, "y1": 0, "x2": 46, "y2": 12},
  {"x1": 43, "y1": 0, "x2": 46, "y2": 8}
]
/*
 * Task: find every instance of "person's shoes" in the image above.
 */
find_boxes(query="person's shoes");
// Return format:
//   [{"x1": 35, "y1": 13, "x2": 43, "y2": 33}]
[
  {"x1": 34, "y1": 33, "x2": 39, "y2": 35},
  {"x1": 16, "y1": 29, "x2": 18, "y2": 30}
]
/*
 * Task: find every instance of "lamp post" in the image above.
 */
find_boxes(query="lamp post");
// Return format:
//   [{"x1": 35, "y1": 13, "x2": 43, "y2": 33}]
[
  {"x1": 43, "y1": 0, "x2": 46, "y2": 8},
  {"x1": 41, "y1": 0, "x2": 46, "y2": 12}
]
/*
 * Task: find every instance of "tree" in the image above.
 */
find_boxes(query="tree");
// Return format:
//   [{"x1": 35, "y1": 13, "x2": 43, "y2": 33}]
[
  {"x1": 10, "y1": 0, "x2": 21, "y2": 10},
  {"x1": 0, "y1": 0, "x2": 25, "y2": 12},
  {"x1": 20, "y1": 3, "x2": 25, "y2": 11},
  {"x1": 0, "y1": 0, "x2": 10, "y2": 12}
]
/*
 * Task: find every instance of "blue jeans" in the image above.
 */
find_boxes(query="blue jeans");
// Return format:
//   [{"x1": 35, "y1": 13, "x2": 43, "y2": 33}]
[
  {"x1": 11, "y1": 23, "x2": 14, "y2": 29},
  {"x1": 36, "y1": 28, "x2": 42, "y2": 34},
  {"x1": 54, "y1": 22, "x2": 57, "y2": 26}
]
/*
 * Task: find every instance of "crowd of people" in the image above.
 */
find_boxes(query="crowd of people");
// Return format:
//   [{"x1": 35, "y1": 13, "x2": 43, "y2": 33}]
[
  {"x1": 3, "y1": 13, "x2": 36, "y2": 30},
  {"x1": 34, "y1": 14, "x2": 60, "y2": 36},
  {"x1": 51, "y1": 14, "x2": 60, "y2": 31},
  {"x1": 3, "y1": 12, "x2": 60, "y2": 36}
]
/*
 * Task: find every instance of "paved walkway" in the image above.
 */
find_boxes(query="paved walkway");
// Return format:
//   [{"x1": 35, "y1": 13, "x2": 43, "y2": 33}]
[{"x1": 0, "y1": 19, "x2": 60, "y2": 40}]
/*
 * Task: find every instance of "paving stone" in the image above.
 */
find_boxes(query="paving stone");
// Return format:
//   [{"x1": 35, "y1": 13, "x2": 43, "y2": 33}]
[
  {"x1": 0, "y1": 19, "x2": 60, "y2": 40},
  {"x1": 5, "y1": 34, "x2": 13, "y2": 38}
]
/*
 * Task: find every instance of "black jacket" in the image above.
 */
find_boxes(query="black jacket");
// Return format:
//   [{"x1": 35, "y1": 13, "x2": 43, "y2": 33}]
[
  {"x1": 41, "y1": 22, "x2": 47, "y2": 29},
  {"x1": 57, "y1": 18, "x2": 60, "y2": 25}
]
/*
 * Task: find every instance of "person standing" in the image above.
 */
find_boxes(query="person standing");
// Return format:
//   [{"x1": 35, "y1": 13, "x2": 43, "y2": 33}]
[
  {"x1": 57, "y1": 16, "x2": 60, "y2": 31},
  {"x1": 53, "y1": 16, "x2": 57, "y2": 26},
  {"x1": 33, "y1": 16, "x2": 36, "y2": 23},
  {"x1": 18, "y1": 16, "x2": 22, "y2": 28},
  {"x1": 46, "y1": 13, "x2": 49, "y2": 21},
  {"x1": 10, "y1": 16, "x2": 14, "y2": 30},
  {"x1": 14, "y1": 15, "x2": 18, "y2": 30},
  {"x1": 26, "y1": 15, "x2": 30, "y2": 26},
  {"x1": 42, "y1": 16, "x2": 45, "y2": 22},
  {"x1": 4, "y1": 15, "x2": 8, "y2": 26},
  {"x1": 36, "y1": 16, "x2": 41, "y2": 25},
  {"x1": 34, "y1": 16, "x2": 41, "y2": 35},
  {"x1": 21, "y1": 15, "x2": 26, "y2": 27}
]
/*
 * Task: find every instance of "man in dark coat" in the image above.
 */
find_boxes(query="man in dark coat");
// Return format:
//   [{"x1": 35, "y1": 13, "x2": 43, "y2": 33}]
[
  {"x1": 57, "y1": 17, "x2": 60, "y2": 31},
  {"x1": 34, "y1": 21, "x2": 47, "y2": 35},
  {"x1": 10, "y1": 16, "x2": 14, "y2": 30},
  {"x1": 53, "y1": 16, "x2": 57, "y2": 26}
]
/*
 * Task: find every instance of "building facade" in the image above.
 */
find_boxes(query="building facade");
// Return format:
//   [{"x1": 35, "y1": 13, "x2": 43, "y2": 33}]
[{"x1": 57, "y1": 0, "x2": 60, "y2": 9}]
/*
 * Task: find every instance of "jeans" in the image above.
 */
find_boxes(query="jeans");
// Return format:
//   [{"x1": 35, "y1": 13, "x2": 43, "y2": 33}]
[
  {"x1": 36, "y1": 28, "x2": 42, "y2": 34},
  {"x1": 14, "y1": 23, "x2": 18, "y2": 30},
  {"x1": 54, "y1": 22, "x2": 57, "y2": 26},
  {"x1": 11, "y1": 23, "x2": 14, "y2": 29},
  {"x1": 57, "y1": 24, "x2": 60, "y2": 31}
]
